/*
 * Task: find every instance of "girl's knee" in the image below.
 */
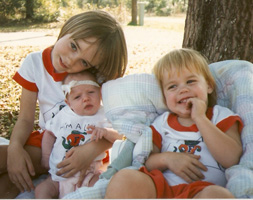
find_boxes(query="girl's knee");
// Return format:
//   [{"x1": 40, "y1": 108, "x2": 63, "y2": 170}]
[
  {"x1": 194, "y1": 185, "x2": 234, "y2": 198},
  {"x1": 105, "y1": 169, "x2": 156, "y2": 199},
  {"x1": 106, "y1": 169, "x2": 132, "y2": 194}
]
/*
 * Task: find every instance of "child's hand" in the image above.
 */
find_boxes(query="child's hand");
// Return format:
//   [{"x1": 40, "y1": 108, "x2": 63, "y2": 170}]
[
  {"x1": 187, "y1": 97, "x2": 207, "y2": 122},
  {"x1": 7, "y1": 144, "x2": 35, "y2": 193},
  {"x1": 56, "y1": 138, "x2": 112, "y2": 179},
  {"x1": 56, "y1": 146, "x2": 89, "y2": 178},
  {"x1": 166, "y1": 152, "x2": 207, "y2": 183},
  {"x1": 87, "y1": 125, "x2": 108, "y2": 142}
]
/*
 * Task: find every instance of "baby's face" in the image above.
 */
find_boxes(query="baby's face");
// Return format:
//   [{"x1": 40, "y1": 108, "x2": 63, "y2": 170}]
[{"x1": 66, "y1": 84, "x2": 101, "y2": 116}]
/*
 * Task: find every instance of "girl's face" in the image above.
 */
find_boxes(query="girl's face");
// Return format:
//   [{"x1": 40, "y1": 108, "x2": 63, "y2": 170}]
[
  {"x1": 65, "y1": 84, "x2": 101, "y2": 116},
  {"x1": 52, "y1": 34, "x2": 99, "y2": 73},
  {"x1": 162, "y1": 67, "x2": 213, "y2": 118}
]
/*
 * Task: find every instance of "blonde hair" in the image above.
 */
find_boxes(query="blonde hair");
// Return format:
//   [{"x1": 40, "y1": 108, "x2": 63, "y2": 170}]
[
  {"x1": 153, "y1": 48, "x2": 216, "y2": 106},
  {"x1": 57, "y1": 10, "x2": 127, "y2": 81}
]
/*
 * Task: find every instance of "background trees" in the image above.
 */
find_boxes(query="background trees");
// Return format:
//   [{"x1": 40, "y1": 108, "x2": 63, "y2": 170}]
[
  {"x1": 0, "y1": 0, "x2": 61, "y2": 23},
  {"x1": 183, "y1": 0, "x2": 253, "y2": 63},
  {"x1": 0, "y1": 0, "x2": 187, "y2": 24}
]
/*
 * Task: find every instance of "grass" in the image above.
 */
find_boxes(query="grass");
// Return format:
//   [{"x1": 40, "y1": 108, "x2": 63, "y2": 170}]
[{"x1": 0, "y1": 46, "x2": 41, "y2": 138}]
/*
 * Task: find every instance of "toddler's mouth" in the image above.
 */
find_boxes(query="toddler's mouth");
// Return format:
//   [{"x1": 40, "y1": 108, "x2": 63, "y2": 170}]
[{"x1": 178, "y1": 98, "x2": 189, "y2": 104}]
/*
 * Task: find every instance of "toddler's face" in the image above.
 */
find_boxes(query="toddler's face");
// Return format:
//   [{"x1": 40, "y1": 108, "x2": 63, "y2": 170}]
[{"x1": 162, "y1": 67, "x2": 213, "y2": 118}]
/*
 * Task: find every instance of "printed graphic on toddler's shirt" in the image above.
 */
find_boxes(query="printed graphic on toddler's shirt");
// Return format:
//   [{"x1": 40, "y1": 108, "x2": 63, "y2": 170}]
[{"x1": 177, "y1": 140, "x2": 202, "y2": 154}]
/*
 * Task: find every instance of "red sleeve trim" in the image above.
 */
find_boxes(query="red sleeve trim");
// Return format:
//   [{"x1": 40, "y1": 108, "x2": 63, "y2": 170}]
[
  {"x1": 216, "y1": 115, "x2": 244, "y2": 134},
  {"x1": 151, "y1": 125, "x2": 162, "y2": 150},
  {"x1": 13, "y1": 72, "x2": 38, "y2": 92}
]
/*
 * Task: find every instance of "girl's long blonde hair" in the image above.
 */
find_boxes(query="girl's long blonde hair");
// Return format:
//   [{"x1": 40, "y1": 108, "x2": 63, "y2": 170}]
[{"x1": 153, "y1": 48, "x2": 216, "y2": 107}]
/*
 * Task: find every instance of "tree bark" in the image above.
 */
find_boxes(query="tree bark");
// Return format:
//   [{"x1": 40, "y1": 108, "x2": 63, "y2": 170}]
[
  {"x1": 130, "y1": 0, "x2": 137, "y2": 25},
  {"x1": 183, "y1": 0, "x2": 253, "y2": 63},
  {"x1": 25, "y1": 0, "x2": 34, "y2": 19}
]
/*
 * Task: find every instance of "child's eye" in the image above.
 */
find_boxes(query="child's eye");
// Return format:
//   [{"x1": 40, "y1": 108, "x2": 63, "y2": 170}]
[
  {"x1": 74, "y1": 95, "x2": 80, "y2": 100},
  {"x1": 82, "y1": 60, "x2": 88, "y2": 67},
  {"x1": 168, "y1": 85, "x2": 177, "y2": 90},
  {"x1": 71, "y1": 43, "x2": 77, "y2": 51},
  {"x1": 187, "y1": 80, "x2": 196, "y2": 84}
]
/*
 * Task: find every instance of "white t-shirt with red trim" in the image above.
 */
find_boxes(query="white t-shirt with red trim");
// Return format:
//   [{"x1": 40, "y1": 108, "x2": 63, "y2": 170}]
[
  {"x1": 45, "y1": 106, "x2": 108, "y2": 181},
  {"x1": 13, "y1": 47, "x2": 68, "y2": 130},
  {"x1": 151, "y1": 105, "x2": 243, "y2": 187}
]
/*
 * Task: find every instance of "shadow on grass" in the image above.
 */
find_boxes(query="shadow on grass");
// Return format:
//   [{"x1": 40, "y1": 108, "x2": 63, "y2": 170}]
[{"x1": 0, "y1": 19, "x2": 61, "y2": 32}]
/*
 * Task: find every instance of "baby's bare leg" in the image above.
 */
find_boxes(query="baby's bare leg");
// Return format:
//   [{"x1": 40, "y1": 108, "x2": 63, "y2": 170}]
[{"x1": 35, "y1": 176, "x2": 59, "y2": 198}]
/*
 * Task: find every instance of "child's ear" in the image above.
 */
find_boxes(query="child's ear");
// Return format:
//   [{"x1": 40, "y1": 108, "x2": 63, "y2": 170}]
[
  {"x1": 100, "y1": 87, "x2": 102, "y2": 98},
  {"x1": 207, "y1": 84, "x2": 214, "y2": 94},
  {"x1": 65, "y1": 99, "x2": 70, "y2": 107}
]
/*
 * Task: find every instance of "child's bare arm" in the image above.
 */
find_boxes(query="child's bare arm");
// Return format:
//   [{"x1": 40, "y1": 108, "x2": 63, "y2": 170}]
[
  {"x1": 41, "y1": 130, "x2": 56, "y2": 169},
  {"x1": 195, "y1": 116, "x2": 242, "y2": 168},
  {"x1": 102, "y1": 128, "x2": 123, "y2": 143},
  {"x1": 145, "y1": 144, "x2": 207, "y2": 183},
  {"x1": 188, "y1": 97, "x2": 242, "y2": 168},
  {"x1": 7, "y1": 88, "x2": 38, "y2": 192},
  {"x1": 87, "y1": 125, "x2": 122, "y2": 143}
]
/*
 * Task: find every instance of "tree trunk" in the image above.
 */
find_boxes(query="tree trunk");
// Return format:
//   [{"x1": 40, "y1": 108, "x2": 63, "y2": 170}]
[
  {"x1": 183, "y1": 0, "x2": 253, "y2": 63},
  {"x1": 130, "y1": 0, "x2": 137, "y2": 25},
  {"x1": 25, "y1": 0, "x2": 34, "y2": 19}
]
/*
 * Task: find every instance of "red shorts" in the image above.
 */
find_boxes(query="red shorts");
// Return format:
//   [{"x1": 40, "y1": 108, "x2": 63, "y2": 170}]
[
  {"x1": 25, "y1": 130, "x2": 45, "y2": 148},
  {"x1": 140, "y1": 166, "x2": 214, "y2": 198}
]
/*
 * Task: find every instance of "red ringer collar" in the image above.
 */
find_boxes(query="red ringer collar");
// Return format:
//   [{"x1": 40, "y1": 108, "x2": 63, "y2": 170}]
[
  {"x1": 167, "y1": 108, "x2": 213, "y2": 132},
  {"x1": 42, "y1": 47, "x2": 68, "y2": 82}
]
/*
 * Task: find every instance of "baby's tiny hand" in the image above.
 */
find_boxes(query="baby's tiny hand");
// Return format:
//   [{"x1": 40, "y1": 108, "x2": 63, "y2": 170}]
[{"x1": 87, "y1": 125, "x2": 107, "y2": 142}]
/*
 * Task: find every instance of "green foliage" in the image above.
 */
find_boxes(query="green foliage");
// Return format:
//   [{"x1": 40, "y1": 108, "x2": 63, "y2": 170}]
[
  {"x1": 0, "y1": 0, "x2": 186, "y2": 24},
  {"x1": 34, "y1": 0, "x2": 61, "y2": 22},
  {"x1": 0, "y1": 0, "x2": 24, "y2": 23},
  {"x1": 0, "y1": 0, "x2": 61, "y2": 24},
  {"x1": 146, "y1": 0, "x2": 187, "y2": 16}
]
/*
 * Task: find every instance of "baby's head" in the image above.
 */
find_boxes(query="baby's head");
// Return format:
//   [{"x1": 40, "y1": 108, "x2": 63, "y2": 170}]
[
  {"x1": 62, "y1": 71, "x2": 101, "y2": 116},
  {"x1": 57, "y1": 10, "x2": 127, "y2": 81},
  {"x1": 153, "y1": 48, "x2": 216, "y2": 107}
]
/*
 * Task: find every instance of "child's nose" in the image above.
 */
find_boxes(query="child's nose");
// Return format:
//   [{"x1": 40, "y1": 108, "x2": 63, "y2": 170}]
[
  {"x1": 67, "y1": 54, "x2": 78, "y2": 66},
  {"x1": 179, "y1": 85, "x2": 189, "y2": 94},
  {"x1": 83, "y1": 95, "x2": 89, "y2": 102}
]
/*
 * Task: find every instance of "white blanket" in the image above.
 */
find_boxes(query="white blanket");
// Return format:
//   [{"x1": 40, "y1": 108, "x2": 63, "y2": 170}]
[{"x1": 209, "y1": 60, "x2": 253, "y2": 198}]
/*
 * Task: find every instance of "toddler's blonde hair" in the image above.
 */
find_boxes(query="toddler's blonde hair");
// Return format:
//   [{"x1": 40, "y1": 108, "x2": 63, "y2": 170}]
[{"x1": 153, "y1": 48, "x2": 216, "y2": 106}]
